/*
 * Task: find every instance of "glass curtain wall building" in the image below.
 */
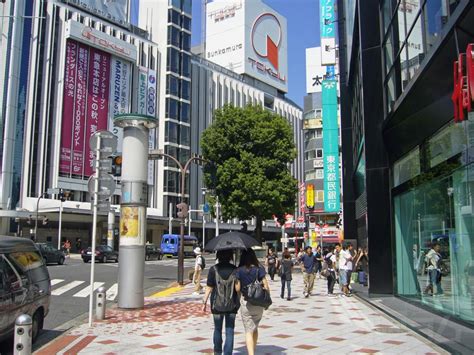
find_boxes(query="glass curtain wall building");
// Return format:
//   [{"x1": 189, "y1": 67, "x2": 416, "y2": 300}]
[{"x1": 339, "y1": 0, "x2": 474, "y2": 337}]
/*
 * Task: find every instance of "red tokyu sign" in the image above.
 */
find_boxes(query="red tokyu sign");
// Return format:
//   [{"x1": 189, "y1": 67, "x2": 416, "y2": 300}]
[{"x1": 452, "y1": 43, "x2": 474, "y2": 122}]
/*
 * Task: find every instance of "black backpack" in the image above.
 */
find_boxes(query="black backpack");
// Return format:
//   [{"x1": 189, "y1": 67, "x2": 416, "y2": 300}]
[
  {"x1": 211, "y1": 267, "x2": 239, "y2": 314},
  {"x1": 199, "y1": 255, "x2": 206, "y2": 270}
]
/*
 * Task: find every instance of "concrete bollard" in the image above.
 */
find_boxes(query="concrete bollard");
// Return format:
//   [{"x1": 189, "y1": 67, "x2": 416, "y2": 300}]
[
  {"x1": 14, "y1": 314, "x2": 32, "y2": 355},
  {"x1": 96, "y1": 286, "x2": 106, "y2": 320}
]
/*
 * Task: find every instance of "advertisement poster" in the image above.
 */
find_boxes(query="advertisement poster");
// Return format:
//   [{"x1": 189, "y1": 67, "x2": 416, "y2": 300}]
[
  {"x1": 62, "y1": 0, "x2": 129, "y2": 26},
  {"x1": 84, "y1": 47, "x2": 111, "y2": 176},
  {"x1": 72, "y1": 43, "x2": 89, "y2": 176},
  {"x1": 60, "y1": 40, "x2": 78, "y2": 174},
  {"x1": 120, "y1": 206, "x2": 139, "y2": 238},
  {"x1": 109, "y1": 57, "x2": 131, "y2": 152}
]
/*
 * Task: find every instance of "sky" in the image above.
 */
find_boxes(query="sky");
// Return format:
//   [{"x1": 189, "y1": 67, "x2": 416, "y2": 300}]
[{"x1": 191, "y1": 0, "x2": 321, "y2": 108}]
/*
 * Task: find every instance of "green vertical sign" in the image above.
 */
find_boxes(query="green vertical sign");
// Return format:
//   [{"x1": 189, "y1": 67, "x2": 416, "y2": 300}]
[
  {"x1": 322, "y1": 79, "x2": 340, "y2": 212},
  {"x1": 320, "y1": 0, "x2": 335, "y2": 38}
]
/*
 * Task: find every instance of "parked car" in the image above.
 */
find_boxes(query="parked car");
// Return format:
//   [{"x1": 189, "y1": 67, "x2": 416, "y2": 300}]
[
  {"x1": 0, "y1": 236, "x2": 50, "y2": 343},
  {"x1": 81, "y1": 245, "x2": 118, "y2": 263},
  {"x1": 35, "y1": 243, "x2": 66, "y2": 265},
  {"x1": 145, "y1": 244, "x2": 163, "y2": 261}
]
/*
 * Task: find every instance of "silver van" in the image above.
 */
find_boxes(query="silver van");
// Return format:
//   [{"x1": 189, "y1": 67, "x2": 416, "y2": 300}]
[{"x1": 0, "y1": 236, "x2": 50, "y2": 342}]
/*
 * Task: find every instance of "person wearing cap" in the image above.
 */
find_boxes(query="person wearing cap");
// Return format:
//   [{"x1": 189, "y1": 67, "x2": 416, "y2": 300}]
[{"x1": 193, "y1": 247, "x2": 204, "y2": 295}]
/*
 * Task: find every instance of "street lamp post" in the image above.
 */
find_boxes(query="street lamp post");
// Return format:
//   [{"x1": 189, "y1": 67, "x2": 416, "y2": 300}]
[
  {"x1": 34, "y1": 192, "x2": 48, "y2": 241},
  {"x1": 202, "y1": 188, "x2": 207, "y2": 249},
  {"x1": 149, "y1": 150, "x2": 208, "y2": 285},
  {"x1": 318, "y1": 220, "x2": 324, "y2": 250}
]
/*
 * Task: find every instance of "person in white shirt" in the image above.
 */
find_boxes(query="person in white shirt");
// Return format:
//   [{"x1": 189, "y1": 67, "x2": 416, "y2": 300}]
[
  {"x1": 423, "y1": 243, "x2": 443, "y2": 296},
  {"x1": 193, "y1": 247, "x2": 204, "y2": 295},
  {"x1": 338, "y1": 243, "x2": 353, "y2": 296}
]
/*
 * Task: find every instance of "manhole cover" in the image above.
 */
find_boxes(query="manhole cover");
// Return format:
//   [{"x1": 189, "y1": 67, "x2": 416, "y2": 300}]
[
  {"x1": 373, "y1": 327, "x2": 406, "y2": 334},
  {"x1": 269, "y1": 307, "x2": 304, "y2": 313}
]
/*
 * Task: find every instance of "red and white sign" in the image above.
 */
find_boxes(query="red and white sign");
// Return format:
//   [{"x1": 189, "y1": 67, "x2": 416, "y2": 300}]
[
  {"x1": 453, "y1": 43, "x2": 474, "y2": 122},
  {"x1": 299, "y1": 182, "x2": 305, "y2": 213}
]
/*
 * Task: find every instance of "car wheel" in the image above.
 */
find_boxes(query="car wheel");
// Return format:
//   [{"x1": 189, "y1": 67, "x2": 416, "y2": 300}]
[
  {"x1": 83, "y1": 259, "x2": 89, "y2": 263},
  {"x1": 158, "y1": 254, "x2": 163, "y2": 260},
  {"x1": 115, "y1": 256, "x2": 119, "y2": 263},
  {"x1": 145, "y1": 254, "x2": 149, "y2": 261},
  {"x1": 102, "y1": 255, "x2": 107, "y2": 263},
  {"x1": 58, "y1": 256, "x2": 65, "y2": 265},
  {"x1": 32, "y1": 309, "x2": 44, "y2": 342}
]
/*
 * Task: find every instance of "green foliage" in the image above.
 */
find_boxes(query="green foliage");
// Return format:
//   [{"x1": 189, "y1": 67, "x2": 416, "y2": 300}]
[{"x1": 201, "y1": 105, "x2": 298, "y2": 224}]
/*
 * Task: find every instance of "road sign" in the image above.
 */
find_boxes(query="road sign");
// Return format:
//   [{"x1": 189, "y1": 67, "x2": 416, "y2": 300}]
[
  {"x1": 280, "y1": 238, "x2": 289, "y2": 243},
  {"x1": 92, "y1": 158, "x2": 113, "y2": 172},
  {"x1": 202, "y1": 203, "x2": 210, "y2": 214},
  {"x1": 88, "y1": 174, "x2": 116, "y2": 201},
  {"x1": 89, "y1": 130, "x2": 118, "y2": 154}
]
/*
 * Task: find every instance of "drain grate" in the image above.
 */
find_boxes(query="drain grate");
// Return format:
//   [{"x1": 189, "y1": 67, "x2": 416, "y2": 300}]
[{"x1": 373, "y1": 327, "x2": 406, "y2": 334}]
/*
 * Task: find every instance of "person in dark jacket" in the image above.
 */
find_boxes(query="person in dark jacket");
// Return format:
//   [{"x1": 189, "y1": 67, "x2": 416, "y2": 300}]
[
  {"x1": 203, "y1": 249, "x2": 239, "y2": 355},
  {"x1": 265, "y1": 248, "x2": 278, "y2": 281},
  {"x1": 279, "y1": 251, "x2": 294, "y2": 300}
]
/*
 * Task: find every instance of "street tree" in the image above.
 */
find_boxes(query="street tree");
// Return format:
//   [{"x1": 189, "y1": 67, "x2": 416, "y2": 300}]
[{"x1": 201, "y1": 104, "x2": 298, "y2": 241}]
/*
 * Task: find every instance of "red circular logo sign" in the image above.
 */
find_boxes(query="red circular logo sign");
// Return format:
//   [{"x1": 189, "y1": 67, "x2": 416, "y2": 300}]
[{"x1": 250, "y1": 13, "x2": 282, "y2": 71}]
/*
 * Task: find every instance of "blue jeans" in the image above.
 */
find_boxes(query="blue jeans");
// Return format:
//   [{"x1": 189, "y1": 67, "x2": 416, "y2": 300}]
[
  {"x1": 280, "y1": 278, "x2": 291, "y2": 299},
  {"x1": 213, "y1": 313, "x2": 236, "y2": 355}
]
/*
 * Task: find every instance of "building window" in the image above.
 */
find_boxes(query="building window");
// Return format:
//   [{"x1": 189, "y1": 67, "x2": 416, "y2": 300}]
[
  {"x1": 165, "y1": 121, "x2": 179, "y2": 143},
  {"x1": 168, "y1": 0, "x2": 181, "y2": 10},
  {"x1": 166, "y1": 98, "x2": 179, "y2": 119},
  {"x1": 316, "y1": 128, "x2": 322, "y2": 138},
  {"x1": 182, "y1": 15, "x2": 191, "y2": 31},
  {"x1": 167, "y1": 47, "x2": 180, "y2": 73},
  {"x1": 164, "y1": 170, "x2": 179, "y2": 193},
  {"x1": 305, "y1": 150, "x2": 316, "y2": 160},
  {"x1": 305, "y1": 171, "x2": 316, "y2": 181},
  {"x1": 167, "y1": 26, "x2": 180, "y2": 47},
  {"x1": 316, "y1": 169, "x2": 324, "y2": 179},
  {"x1": 180, "y1": 102, "x2": 190, "y2": 123},
  {"x1": 167, "y1": 75, "x2": 179, "y2": 96},
  {"x1": 168, "y1": 10, "x2": 181, "y2": 26},
  {"x1": 182, "y1": 0, "x2": 192, "y2": 15},
  {"x1": 181, "y1": 31, "x2": 191, "y2": 52},
  {"x1": 181, "y1": 52, "x2": 191, "y2": 77},
  {"x1": 179, "y1": 147, "x2": 190, "y2": 165},
  {"x1": 181, "y1": 79, "x2": 190, "y2": 100},
  {"x1": 179, "y1": 125, "x2": 190, "y2": 146},
  {"x1": 316, "y1": 190, "x2": 324, "y2": 202},
  {"x1": 316, "y1": 149, "x2": 323, "y2": 158}
]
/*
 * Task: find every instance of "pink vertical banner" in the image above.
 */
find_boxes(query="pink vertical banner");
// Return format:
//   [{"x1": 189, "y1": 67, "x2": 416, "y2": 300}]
[
  {"x1": 71, "y1": 44, "x2": 89, "y2": 176},
  {"x1": 60, "y1": 40, "x2": 78, "y2": 174},
  {"x1": 84, "y1": 47, "x2": 111, "y2": 177}
]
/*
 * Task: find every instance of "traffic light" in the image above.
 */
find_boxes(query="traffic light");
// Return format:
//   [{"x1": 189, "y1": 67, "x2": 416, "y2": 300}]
[
  {"x1": 176, "y1": 202, "x2": 188, "y2": 218},
  {"x1": 111, "y1": 155, "x2": 122, "y2": 176}
]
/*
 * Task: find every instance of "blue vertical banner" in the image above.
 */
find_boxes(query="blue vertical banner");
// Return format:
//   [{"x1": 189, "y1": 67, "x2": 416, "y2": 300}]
[
  {"x1": 322, "y1": 80, "x2": 340, "y2": 213},
  {"x1": 320, "y1": 0, "x2": 335, "y2": 38}
]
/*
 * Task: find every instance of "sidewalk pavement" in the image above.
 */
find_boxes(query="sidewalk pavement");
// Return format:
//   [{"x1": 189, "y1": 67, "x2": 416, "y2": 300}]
[{"x1": 36, "y1": 274, "x2": 448, "y2": 354}]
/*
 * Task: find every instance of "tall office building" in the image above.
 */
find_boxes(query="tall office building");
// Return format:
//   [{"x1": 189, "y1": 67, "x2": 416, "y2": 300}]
[
  {"x1": 0, "y1": 0, "x2": 160, "y2": 246},
  {"x1": 338, "y1": 1, "x2": 473, "y2": 352}
]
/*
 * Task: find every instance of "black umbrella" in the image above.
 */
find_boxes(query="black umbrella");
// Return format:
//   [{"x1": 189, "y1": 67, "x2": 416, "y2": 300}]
[{"x1": 204, "y1": 231, "x2": 260, "y2": 252}]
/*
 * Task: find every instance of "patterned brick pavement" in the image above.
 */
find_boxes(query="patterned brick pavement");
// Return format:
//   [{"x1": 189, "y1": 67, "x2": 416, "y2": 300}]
[{"x1": 35, "y1": 274, "x2": 448, "y2": 354}]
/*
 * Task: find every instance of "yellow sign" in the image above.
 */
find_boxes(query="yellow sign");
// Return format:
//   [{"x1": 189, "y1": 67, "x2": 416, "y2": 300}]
[
  {"x1": 311, "y1": 231, "x2": 318, "y2": 248},
  {"x1": 120, "y1": 207, "x2": 139, "y2": 238},
  {"x1": 306, "y1": 184, "x2": 314, "y2": 209}
]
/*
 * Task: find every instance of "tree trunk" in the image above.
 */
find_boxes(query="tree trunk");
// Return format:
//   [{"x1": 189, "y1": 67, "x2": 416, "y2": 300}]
[{"x1": 255, "y1": 216, "x2": 263, "y2": 243}]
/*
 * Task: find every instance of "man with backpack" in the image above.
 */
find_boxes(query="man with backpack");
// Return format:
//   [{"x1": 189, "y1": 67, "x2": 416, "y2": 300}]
[
  {"x1": 193, "y1": 247, "x2": 206, "y2": 295},
  {"x1": 203, "y1": 249, "x2": 240, "y2": 355}
]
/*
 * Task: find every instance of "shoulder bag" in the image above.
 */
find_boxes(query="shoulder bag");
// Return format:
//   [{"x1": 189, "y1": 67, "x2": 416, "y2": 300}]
[{"x1": 244, "y1": 267, "x2": 272, "y2": 309}]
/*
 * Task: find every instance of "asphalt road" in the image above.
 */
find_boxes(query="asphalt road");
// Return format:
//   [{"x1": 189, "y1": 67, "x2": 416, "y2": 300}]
[{"x1": 0, "y1": 254, "x2": 208, "y2": 354}]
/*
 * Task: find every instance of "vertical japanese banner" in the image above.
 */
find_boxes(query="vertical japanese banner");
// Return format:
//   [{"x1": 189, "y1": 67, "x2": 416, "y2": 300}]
[
  {"x1": 72, "y1": 43, "x2": 89, "y2": 176},
  {"x1": 320, "y1": 0, "x2": 335, "y2": 38},
  {"x1": 109, "y1": 57, "x2": 131, "y2": 153},
  {"x1": 299, "y1": 182, "x2": 306, "y2": 214},
  {"x1": 60, "y1": 40, "x2": 78, "y2": 174},
  {"x1": 146, "y1": 69, "x2": 157, "y2": 186},
  {"x1": 84, "y1": 47, "x2": 111, "y2": 176},
  {"x1": 322, "y1": 80, "x2": 340, "y2": 212}
]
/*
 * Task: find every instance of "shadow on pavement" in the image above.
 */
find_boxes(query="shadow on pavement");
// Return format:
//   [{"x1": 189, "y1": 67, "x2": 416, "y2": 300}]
[{"x1": 235, "y1": 344, "x2": 287, "y2": 354}]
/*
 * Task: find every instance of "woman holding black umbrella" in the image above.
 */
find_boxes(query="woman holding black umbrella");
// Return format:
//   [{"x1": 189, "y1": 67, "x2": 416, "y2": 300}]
[{"x1": 235, "y1": 248, "x2": 270, "y2": 355}]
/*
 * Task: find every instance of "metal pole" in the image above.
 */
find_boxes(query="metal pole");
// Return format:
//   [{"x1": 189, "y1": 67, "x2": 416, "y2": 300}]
[
  {"x1": 215, "y1": 196, "x2": 220, "y2": 236},
  {"x1": 188, "y1": 210, "x2": 192, "y2": 237},
  {"x1": 202, "y1": 214, "x2": 206, "y2": 249},
  {"x1": 88, "y1": 135, "x2": 101, "y2": 327},
  {"x1": 14, "y1": 314, "x2": 32, "y2": 355},
  {"x1": 178, "y1": 164, "x2": 186, "y2": 286},
  {"x1": 107, "y1": 209, "x2": 114, "y2": 249},
  {"x1": 34, "y1": 192, "x2": 45, "y2": 241},
  {"x1": 57, "y1": 199, "x2": 63, "y2": 250},
  {"x1": 169, "y1": 202, "x2": 173, "y2": 234}
]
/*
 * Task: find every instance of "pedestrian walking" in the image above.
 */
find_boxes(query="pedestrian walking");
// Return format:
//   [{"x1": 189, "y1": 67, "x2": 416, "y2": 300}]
[
  {"x1": 323, "y1": 249, "x2": 337, "y2": 295},
  {"x1": 299, "y1": 246, "x2": 317, "y2": 297},
  {"x1": 202, "y1": 249, "x2": 240, "y2": 355},
  {"x1": 63, "y1": 239, "x2": 71, "y2": 257},
  {"x1": 193, "y1": 247, "x2": 205, "y2": 295},
  {"x1": 337, "y1": 243, "x2": 352, "y2": 296},
  {"x1": 314, "y1": 245, "x2": 323, "y2": 278},
  {"x1": 235, "y1": 248, "x2": 270, "y2": 355},
  {"x1": 265, "y1": 248, "x2": 278, "y2": 281},
  {"x1": 345, "y1": 243, "x2": 355, "y2": 291},
  {"x1": 424, "y1": 242, "x2": 443, "y2": 295},
  {"x1": 279, "y1": 251, "x2": 293, "y2": 300}
]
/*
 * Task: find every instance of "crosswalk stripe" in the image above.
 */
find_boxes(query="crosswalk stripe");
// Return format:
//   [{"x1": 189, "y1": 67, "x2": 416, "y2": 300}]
[
  {"x1": 106, "y1": 283, "x2": 118, "y2": 300},
  {"x1": 51, "y1": 280, "x2": 85, "y2": 296},
  {"x1": 73, "y1": 282, "x2": 104, "y2": 298},
  {"x1": 51, "y1": 279, "x2": 64, "y2": 286}
]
